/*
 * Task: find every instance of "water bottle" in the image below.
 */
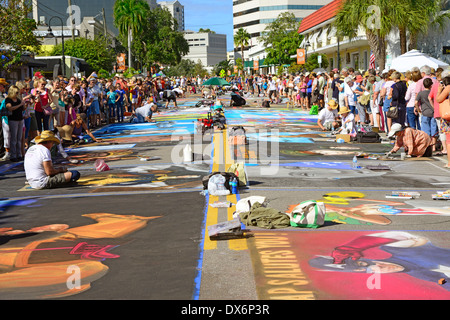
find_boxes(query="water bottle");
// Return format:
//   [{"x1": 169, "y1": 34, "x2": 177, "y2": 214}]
[
  {"x1": 231, "y1": 177, "x2": 238, "y2": 194},
  {"x1": 352, "y1": 156, "x2": 358, "y2": 169}
]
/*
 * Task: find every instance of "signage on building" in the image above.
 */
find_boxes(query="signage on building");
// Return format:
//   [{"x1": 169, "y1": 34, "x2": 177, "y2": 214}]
[
  {"x1": 117, "y1": 54, "x2": 126, "y2": 72},
  {"x1": 34, "y1": 30, "x2": 79, "y2": 37},
  {"x1": 254, "y1": 60, "x2": 259, "y2": 70},
  {"x1": 297, "y1": 49, "x2": 305, "y2": 65}
]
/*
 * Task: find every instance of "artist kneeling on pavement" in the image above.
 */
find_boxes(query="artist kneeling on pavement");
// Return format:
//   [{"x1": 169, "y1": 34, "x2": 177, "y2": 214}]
[
  {"x1": 24, "y1": 131, "x2": 80, "y2": 189},
  {"x1": 132, "y1": 98, "x2": 158, "y2": 123},
  {"x1": 386, "y1": 123, "x2": 433, "y2": 158}
]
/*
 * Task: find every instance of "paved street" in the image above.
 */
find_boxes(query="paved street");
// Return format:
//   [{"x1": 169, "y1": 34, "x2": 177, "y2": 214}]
[{"x1": 0, "y1": 93, "x2": 449, "y2": 301}]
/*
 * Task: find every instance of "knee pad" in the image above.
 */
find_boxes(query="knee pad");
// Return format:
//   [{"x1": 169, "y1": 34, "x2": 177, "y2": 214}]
[{"x1": 70, "y1": 170, "x2": 81, "y2": 182}]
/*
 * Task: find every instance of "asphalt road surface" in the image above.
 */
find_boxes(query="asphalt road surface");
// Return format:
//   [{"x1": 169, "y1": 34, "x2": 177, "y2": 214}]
[{"x1": 0, "y1": 94, "x2": 449, "y2": 305}]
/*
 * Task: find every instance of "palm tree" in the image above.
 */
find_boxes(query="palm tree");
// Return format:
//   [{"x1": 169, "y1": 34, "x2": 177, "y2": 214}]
[
  {"x1": 113, "y1": 0, "x2": 150, "y2": 69},
  {"x1": 406, "y1": 0, "x2": 450, "y2": 51},
  {"x1": 335, "y1": 0, "x2": 450, "y2": 69},
  {"x1": 334, "y1": 0, "x2": 397, "y2": 71},
  {"x1": 234, "y1": 28, "x2": 251, "y2": 70}
]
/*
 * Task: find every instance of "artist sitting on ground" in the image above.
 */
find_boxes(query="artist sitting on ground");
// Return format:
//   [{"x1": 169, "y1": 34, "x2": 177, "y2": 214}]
[
  {"x1": 24, "y1": 131, "x2": 81, "y2": 189},
  {"x1": 132, "y1": 98, "x2": 158, "y2": 123},
  {"x1": 317, "y1": 99, "x2": 340, "y2": 131},
  {"x1": 67, "y1": 114, "x2": 102, "y2": 144},
  {"x1": 386, "y1": 123, "x2": 433, "y2": 158},
  {"x1": 335, "y1": 106, "x2": 356, "y2": 135}
]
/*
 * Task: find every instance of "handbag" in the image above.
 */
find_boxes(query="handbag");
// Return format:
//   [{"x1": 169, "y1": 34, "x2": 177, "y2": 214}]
[
  {"x1": 287, "y1": 200, "x2": 326, "y2": 228},
  {"x1": 43, "y1": 105, "x2": 53, "y2": 116},
  {"x1": 386, "y1": 106, "x2": 398, "y2": 119},
  {"x1": 439, "y1": 99, "x2": 450, "y2": 121}
]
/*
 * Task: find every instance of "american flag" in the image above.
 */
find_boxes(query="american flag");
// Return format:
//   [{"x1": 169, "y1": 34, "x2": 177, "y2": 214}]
[{"x1": 369, "y1": 52, "x2": 376, "y2": 70}]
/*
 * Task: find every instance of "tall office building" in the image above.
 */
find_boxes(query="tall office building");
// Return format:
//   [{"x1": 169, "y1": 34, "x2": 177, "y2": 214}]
[
  {"x1": 31, "y1": 0, "x2": 178, "y2": 36},
  {"x1": 158, "y1": 0, "x2": 185, "y2": 32},
  {"x1": 233, "y1": 0, "x2": 334, "y2": 63},
  {"x1": 183, "y1": 31, "x2": 227, "y2": 68}
]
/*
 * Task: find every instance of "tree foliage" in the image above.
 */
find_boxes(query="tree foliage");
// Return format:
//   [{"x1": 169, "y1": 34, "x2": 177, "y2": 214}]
[
  {"x1": 304, "y1": 53, "x2": 329, "y2": 72},
  {"x1": 113, "y1": 0, "x2": 151, "y2": 68},
  {"x1": 334, "y1": 0, "x2": 450, "y2": 70},
  {"x1": 50, "y1": 37, "x2": 116, "y2": 72},
  {"x1": 212, "y1": 60, "x2": 233, "y2": 76},
  {"x1": 165, "y1": 59, "x2": 208, "y2": 78},
  {"x1": 259, "y1": 12, "x2": 303, "y2": 66},
  {"x1": 234, "y1": 28, "x2": 250, "y2": 63},
  {"x1": 0, "y1": 0, "x2": 41, "y2": 72},
  {"x1": 132, "y1": 7, "x2": 189, "y2": 67}
]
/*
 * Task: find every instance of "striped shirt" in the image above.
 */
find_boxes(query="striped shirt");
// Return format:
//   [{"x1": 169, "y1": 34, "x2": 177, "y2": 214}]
[{"x1": 392, "y1": 128, "x2": 432, "y2": 156}]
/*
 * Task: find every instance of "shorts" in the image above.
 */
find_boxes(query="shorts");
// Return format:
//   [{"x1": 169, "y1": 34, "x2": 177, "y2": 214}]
[
  {"x1": 89, "y1": 100, "x2": 100, "y2": 115},
  {"x1": 301, "y1": 92, "x2": 307, "y2": 98},
  {"x1": 349, "y1": 105, "x2": 358, "y2": 115},
  {"x1": 167, "y1": 95, "x2": 176, "y2": 102},
  {"x1": 45, "y1": 173, "x2": 67, "y2": 189},
  {"x1": 324, "y1": 121, "x2": 335, "y2": 131},
  {"x1": 421, "y1": 116, "x2": 438, "y2": 137},
  {"x1": 371, "y1": 100, "x2": 379, "y2": 113}
]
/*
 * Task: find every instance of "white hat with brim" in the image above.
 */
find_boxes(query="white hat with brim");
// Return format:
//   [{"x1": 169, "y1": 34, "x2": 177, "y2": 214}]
[
  {"x1": 388, "y1": 123, "x2": 403, "y2": 138},
  {"x1": 35, "y1": 131, "x2": 60, "y2": 145}
]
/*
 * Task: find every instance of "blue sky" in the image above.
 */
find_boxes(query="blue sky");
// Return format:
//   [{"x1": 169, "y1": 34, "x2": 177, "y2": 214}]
[{"x1": 182, "y1": 0, "x2": 234, "y2": 51}]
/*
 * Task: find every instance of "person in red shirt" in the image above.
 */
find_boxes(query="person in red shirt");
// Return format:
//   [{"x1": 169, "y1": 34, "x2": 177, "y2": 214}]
[{"x1": 429, "y1": 69, "x2": 447, "y2": 155}]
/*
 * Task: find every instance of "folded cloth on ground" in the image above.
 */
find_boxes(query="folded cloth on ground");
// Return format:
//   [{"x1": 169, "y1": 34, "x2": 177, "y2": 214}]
[
  {"x1": 234, "y1": 196, "x2": 267, "y2": 218},
  {"x1": 239, "y1": 202, "x2": 290, "y2": 229}
]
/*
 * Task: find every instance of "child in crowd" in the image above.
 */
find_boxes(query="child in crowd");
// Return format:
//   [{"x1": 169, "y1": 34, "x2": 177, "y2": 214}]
[
  {"x1": 416, "y1": 77, "x2": 437, "y2": 145},
  {"x1": 106, "y1": 85, "x2": 119, "y2": 123}
]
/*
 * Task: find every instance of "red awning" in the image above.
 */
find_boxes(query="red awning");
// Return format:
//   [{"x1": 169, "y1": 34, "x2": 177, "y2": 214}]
[{"x1": 298, "y1": 0, "x2": 344, "y2": 34}]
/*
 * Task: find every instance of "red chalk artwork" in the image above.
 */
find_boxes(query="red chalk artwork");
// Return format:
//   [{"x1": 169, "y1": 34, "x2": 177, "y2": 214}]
[{"x1": 250, "y1": 231, "x2": 450, "y2": 300}]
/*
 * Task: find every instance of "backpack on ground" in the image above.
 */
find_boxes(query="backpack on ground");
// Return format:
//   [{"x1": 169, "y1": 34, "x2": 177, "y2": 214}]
[{"x1": 355, "y1": 131, "x2": 381, "y2": 143}]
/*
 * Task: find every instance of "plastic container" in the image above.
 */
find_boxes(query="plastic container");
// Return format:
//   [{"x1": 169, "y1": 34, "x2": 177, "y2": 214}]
[{"x1": 352, "y1": 156, "x2": 358, "y2": 169}]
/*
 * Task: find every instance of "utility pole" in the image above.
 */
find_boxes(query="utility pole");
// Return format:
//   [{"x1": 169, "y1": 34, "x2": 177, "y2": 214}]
[
  {"x1": 102, "y1": 8, "x2": 107, "y2": 39},
  {"x1": 68, "y1": 0, "x2": 75, "y2": 41}
]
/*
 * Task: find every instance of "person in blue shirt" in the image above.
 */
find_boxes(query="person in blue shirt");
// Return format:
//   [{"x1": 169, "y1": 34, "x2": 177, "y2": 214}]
[{"x1": 106, "y1": 86, "x2": 119, "y2": 124}]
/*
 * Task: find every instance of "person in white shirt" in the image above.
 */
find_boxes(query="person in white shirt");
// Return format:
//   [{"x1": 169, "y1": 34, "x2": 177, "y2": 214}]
[
  {"x1": 24, "y1": 131, "x2": 80, "y2": 189},
  {"x1": 336, "y1": 106, "x2": 356, "y2": 135},
  {"x1": 317, "y1": 99, "x2": 340, "y2": 131},
  {"x1": 268, "y1": 77, "x2": 277, "y2": 103}
]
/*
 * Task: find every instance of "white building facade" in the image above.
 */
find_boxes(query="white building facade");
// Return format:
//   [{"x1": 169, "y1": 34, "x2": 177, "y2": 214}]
[
  {"x1": 232, "y1": 0, "x2": 334, "y2": 66},
  {"x1": 158, "y1": 0, "x2": 185, "y2": 32},
  {"x1": 183, "y1": 31, "x2": 227, "y2": 69}
]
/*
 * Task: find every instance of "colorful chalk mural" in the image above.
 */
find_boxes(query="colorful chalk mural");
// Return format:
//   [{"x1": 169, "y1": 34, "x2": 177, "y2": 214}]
[
  {"x1": 0, "y1": 213, "x2": 160, "y2": 299},
  {"x1": 287, "y1": 191, "x2": 450, "y2": 226},
  {"x1": 248, "y1": 231, "x2": 450, "y2": 300}
]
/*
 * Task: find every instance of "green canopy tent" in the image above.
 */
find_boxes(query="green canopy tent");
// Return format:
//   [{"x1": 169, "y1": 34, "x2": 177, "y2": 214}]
[{"x1": 202, "y1": 77, "x2": 230, "y2": 86}]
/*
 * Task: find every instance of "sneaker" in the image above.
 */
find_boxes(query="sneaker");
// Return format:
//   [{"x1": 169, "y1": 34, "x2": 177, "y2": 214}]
[{"x1": 1, "y1": 152, "x2": 10, "y2": 161}]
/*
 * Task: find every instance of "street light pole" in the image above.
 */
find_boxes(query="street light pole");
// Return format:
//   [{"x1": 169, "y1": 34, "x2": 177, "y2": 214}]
[{"x1": 47, "y1": 16, "x2": 66, "y2": 77}]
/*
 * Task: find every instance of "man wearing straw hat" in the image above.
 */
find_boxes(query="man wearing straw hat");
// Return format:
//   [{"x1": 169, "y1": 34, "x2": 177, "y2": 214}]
[
  {"x1": 24, "y1": 130, "x2": 80, "y2": 189},
  {"x1": 317, "y1": 99, "x2": 340, "y2": 131}
]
